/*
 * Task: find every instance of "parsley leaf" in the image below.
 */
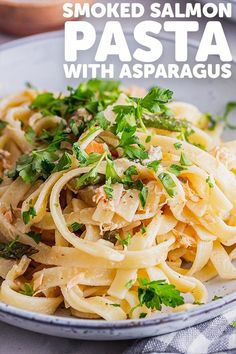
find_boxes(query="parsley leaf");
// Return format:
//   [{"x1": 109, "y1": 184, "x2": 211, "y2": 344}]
[
  {"x1": 180, "y1": 152, "x2": 192, "y2": 166},
  {"x1": 0, "y1": 120, "x2": 8, "y2": 130},
  {"x1": 75, "y1": 152, "x2": 106, "y2": 189},
  {"x1": 94, "y1": 112, "x2": 110, "y2": 130},
  {"x1": 73, "y1": 142, "x2": 87, "y2": 165},
  {"x1": 118, "y1": 126, "x2": 148, "y2": 161},
  {"x1": 21, "y1": 283, "x2": 34, "y2": 297},
  {"x1": 25, "y1": 126, "x2": 36, "y2": 144},
  {"x1": 70, "y1": 222, "x2": 84, "y2": 232},
  {"x1": 158, "y1": 172, "x2": 176, "y2": 197},
  {"x1": 138, "y1": 278, "x2": 184, "y2": 310},
  {"x1": 169, "y1": 164, "x2": 185, "y2": 176},
  {"x1": 0, "y1": 238, "x2": 37, "y2": 260},
  {"x1": 22, "y1": 206, "x2": 37, "y2": 225},
  {"x1": 139, "y1": 184, "x2": 148, "y2": 209},
  {"x1": 105, "y1": 158, "x2": 121, "y2": 183},
  {"x1": 53, "y1": 152, "x2": 72, "y2": 172},
  {"x1": 26, "y1": 231, "x2": 41, "y2": 244},
  {"x1": 139, "y1": 312, "x2": 147, "y2": 318},
  {"x1": 104, "y1": 177, "x2": 113, "y2": 199},
  {"x1": 206, "y1": 176, "x2": 214, "y2": 188},
  {"x1": 123, "y1": 166, "x2": 138, "y2": 187},
  {"x1": 30, "y1": 80, "x2": 120, "y2": 120},
  {"x1": 8, "y1": 124, "x2": 70, "y2": 184},
  {"x1": 137, "y1": 87, "x2": 173, "y2": 115},
  {"x1": 147, "y1": 160, "x2": 160, "y2": 173},
  {"x1": 212, "y1": 295, "x2": 222, "y2": 301},
  {"x1": 115, "y1": 233, "x2": 132, "y2": 247},
  {"x1": 141, "y1": 224, "x2": 147, "y2": 234},
  {"x1": 174, "y1": 142, "x2": 182, "y2": 150},
  {"x1": 125, "y1": 279, "x2": 135, "y2": 289},
  {"x1": 222, "y1": 101, "x2": 236, "y2": 129}
]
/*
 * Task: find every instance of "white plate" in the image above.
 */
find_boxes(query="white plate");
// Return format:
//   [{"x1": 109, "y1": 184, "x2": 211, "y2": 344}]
[{"x1": 0, "y1": 31, "x2": 236, "y2": 340}]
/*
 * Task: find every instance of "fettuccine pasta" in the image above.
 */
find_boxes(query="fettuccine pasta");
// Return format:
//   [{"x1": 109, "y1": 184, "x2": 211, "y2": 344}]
[{"x1": 0, "y1": 80, "x2": 235, "y2": 320}]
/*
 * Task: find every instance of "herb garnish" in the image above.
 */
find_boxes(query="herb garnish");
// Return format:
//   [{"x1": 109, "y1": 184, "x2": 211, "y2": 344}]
[
  {"x1": 21, "y1": 283, "x2": 34, "y2": 297},
  {"x1": 30, "y1": 80, "x2": 120, "y2": 119},
  {"x1": 206, "y1": 176, "x2": 214, "y2": 188},
  {"x1": 125, "y1": 279, "x2": 135, "y2": 289},
  {"x1": 139, "y1": 312, "x2": 147, "y2": 318},
  {"x1": 174, "y1": 142, "x2": 182, "y2": 150},
  {"x1": 26, "y1": 231, "x2": 41, "y2": 244},
  {"x1": 115, "y1": 233, "x2": 132, "y2": 247},
  {"x1": 104, "y1": 177, "x2": 113, "y2": 199},
  {"x1": 168, "y1": 164, "x2": 185, "y2": 176},
  {"x1": 137, "y1": 278, "x2": 184, "y2": 311},
  {"x1": 0, "y1": 238, "x2": 37, "y2": 260},
  {"x1": 75, "y1": 152, "x2": 106, "y2": 189},
  {"x1": 22, "y1": 206, "x2": 37, "y2": 225},
  {"x1": 158, "y1": 172, "x2": 177, "y2": 197},
  {"x1": 138, "y1": 184, "x2": 148, "y2": 209},
  {"x1": 70, "y1": 222, "x2": 84, "y2": 232},
  {"x1": 147, "y1": 160, "x2": 161, "y2": 173},
  {"x1": 180, "y1": 152, "x2": 192, "y2": 166},
  {"x1": 141, "y1": 224, "x2": 147, "y2": 234},
  {"x1": 0, "y1": 120, "x2": 8, "y2": 131}
]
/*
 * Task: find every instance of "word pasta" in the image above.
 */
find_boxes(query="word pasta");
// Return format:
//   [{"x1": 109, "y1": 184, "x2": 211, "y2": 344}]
[{"x1": 64, "y1": 20, "x2": 232, "y2": 79}]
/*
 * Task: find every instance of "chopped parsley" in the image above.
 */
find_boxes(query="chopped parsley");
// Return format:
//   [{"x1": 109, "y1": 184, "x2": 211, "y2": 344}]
[
  {"x1": 212, "y1": 295, "x2": 222, "y2": 301},
  {"x1": 25, "y1": 126, "x2": 36, "y2": 144},
  {"x1": 109, "y1": 303, "x2": 121, "y2": 307},
  {"x1": 139, "y1": 312, "x2": 147, "y2": 318},
  {"x1": 21, "y1": 283, "x2": 34, "y2": 297},
  {"x1": 180, "y1": 152, "x2": 192, "y2": 166},
  {"x1": 0, "y1": 120, "x2": 8, "y2": 131},
  {"x1": 105, "y1": 158, "x2": 121, "y2": 184},
  {"x1": 53, "y1": 152, "x2": 72, "y2": 172},
  {"x1": 168, "y1": 164, "x2": 185, "y2": 176},
  {"x1": 125, "y1": 279, "x2": 135, "y2": 289},
  {"x1": 75, "y1": 152, "x2": 106, "y2": 189},
  {"x1": 22, "y1": 206, "x2": 37, "y2": 225},
  {"x1": 70, "y1": 222, "x2": 84, "y2": 232},
  {"x1": 0, "y1": 238, "x2": 37, "y2": 260},
  {"x1": 206, "y1": 176, "x2": 214, "y2": 188},
  {"x1": 104, "y1": 177, "x2": 113, "y2": 199},
  {"x1": 72, "y1": 142, "x2": 87, "y2": 165},
  {"x1": 118, "y1": 126, "x2": 148, "y2": 161},
  {"x1": 30, "y1": 80, "x2": 120, "y2": 119},
  {"x1": 147, "y1": 160, "x2": 161, "y2": 173},
  {"x1": 138, "y1": 184, "x2": 148, "y2": 209},
  {"x1": 202, "y1": 102, "x2": 236, "y2": 131},
  {"x1": 141, "y1": 224, "x2": 147, "y2": 234},
  {"x1": 137, "y1": 278, "x2": 184, "y2": 311},
  {"x1": 231, "y1": 321, "x2": 236, "y2": 327},
  {"x1": 174, "y1": 142, "x2": 182, "y2": 150},
  {"x1": 158, "y1": 172, "x2": 176, "y2": 197},
  {"x1": 122, "y1": 166, "x2": 138, "y2": 187},
  {"x1": 8, "y1": 124, "x2": 71, "y2": 184},
  {"x1": 115, "y1": 233, "x2": 132, "y2": 247},
  {"x1": 26, "y1": 231, "x2": 41, "y2": 244}
]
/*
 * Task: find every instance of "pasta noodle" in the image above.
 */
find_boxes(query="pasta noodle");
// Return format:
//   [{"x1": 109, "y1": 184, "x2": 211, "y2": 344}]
[{"x1": 0, "y1": 80, "x2": 235, "y2": 320}]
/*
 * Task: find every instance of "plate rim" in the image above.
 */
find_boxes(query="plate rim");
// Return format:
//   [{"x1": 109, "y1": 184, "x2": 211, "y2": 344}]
[
  {"x1": 0, "y1": 292, "x2": 235, "y2": 329},
  {"x1": 0, "y1": 29, "x2": 236, "y2": 330}
]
